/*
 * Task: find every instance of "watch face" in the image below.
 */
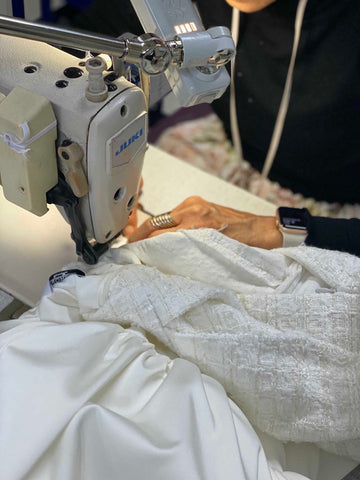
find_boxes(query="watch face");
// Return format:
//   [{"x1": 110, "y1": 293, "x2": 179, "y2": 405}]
[{"x1": 278, "y1": 207, "x2": 307, "y2": 230}]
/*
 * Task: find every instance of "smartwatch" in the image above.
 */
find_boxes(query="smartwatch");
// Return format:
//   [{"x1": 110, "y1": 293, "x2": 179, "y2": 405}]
[{"x1": 276, "y1": 207, "x2": 309, "y2": 247}]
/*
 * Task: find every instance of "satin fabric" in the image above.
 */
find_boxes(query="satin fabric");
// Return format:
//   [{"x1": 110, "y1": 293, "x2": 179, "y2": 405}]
[{"x1": 1, "y1": 317, "x2": 290, "y2": 480}]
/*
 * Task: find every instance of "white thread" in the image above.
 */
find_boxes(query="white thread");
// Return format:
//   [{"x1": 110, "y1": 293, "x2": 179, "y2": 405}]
[{"x1": 0, "y1": 120, "x2": 57, "y2": 155}]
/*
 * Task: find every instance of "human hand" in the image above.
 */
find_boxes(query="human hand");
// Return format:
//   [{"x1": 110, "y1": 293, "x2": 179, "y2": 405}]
[{"x1": 128, "y1": 196, "x2": 282, "y2": 249}]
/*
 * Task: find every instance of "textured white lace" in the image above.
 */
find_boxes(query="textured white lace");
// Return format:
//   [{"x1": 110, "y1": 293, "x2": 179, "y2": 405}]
[{"x1": 62, "y1": 229, "x2": 360, "y2": 461}]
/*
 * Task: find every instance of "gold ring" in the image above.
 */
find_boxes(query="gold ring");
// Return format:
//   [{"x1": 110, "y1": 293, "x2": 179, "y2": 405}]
[{"x1": 150, "y1": 213, "x2": 177, "y2": 229}]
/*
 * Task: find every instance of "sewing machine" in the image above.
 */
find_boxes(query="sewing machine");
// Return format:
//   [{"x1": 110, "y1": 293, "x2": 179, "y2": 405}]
[
  {"x1": 0, "y1": 0, "x2": 235, "y2": 264},
  {"x1": 0, "y1": 5, "x2": 358, "y2": 478},
  {"x1": 0, "y1": 0, "x2": 275, "y2": 309}
]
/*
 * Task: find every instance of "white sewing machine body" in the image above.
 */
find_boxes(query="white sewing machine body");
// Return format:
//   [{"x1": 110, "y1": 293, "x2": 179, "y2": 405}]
[
  {"x1": 0, "y1": 0, "x2": 235, "y2": 263},
  {"x1": 0, "y1": 35, "x2": 147, "y2": 255}
]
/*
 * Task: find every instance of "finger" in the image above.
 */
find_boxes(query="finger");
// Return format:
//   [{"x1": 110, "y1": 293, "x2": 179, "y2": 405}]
[
  {"x1": 122, "y1": 223, "x2": 135, "y2": 238},
  {"x1": 127, "y1": 219, "x2": 155, "y2": 243},
  {"x1": 139, "y1": 176, "x2": 144, "y2": 191},
  {"x1": 128, "y1": 211, "x2": 180, "y2": 243},
  {"x1": 122, "y1": 206, "x2": 138, "y2": 239},
  {"x1": 147, "y1": 222, "x2": 225, "y2": 238},
  {"x1": 146, "y1": 226, "x2": 180, "y2": 238}
]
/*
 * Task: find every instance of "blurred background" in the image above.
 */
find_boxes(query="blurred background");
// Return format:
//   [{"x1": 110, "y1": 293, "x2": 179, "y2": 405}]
[{"x1": 0, "y1": 0, "x2": 90, "y2": 22}]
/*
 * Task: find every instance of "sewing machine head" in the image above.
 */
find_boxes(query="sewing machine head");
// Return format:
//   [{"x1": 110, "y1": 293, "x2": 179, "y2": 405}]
[{"x1": 0, "y1": 0, "x2": 235, "y2": 264}]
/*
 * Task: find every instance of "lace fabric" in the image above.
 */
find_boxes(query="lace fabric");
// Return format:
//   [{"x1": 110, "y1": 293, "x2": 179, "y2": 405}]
[{"x1": 60, "y1": 229, "x2": 360, "y2": 461}]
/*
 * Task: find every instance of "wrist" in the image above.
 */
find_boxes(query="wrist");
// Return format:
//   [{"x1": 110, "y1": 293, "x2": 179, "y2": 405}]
[
  {"x1": 256, "y1": 216, "x2": 283, "y2": 249},
  {"x1": 243, "y1": 216, "x2": 282, "y2": 249}
]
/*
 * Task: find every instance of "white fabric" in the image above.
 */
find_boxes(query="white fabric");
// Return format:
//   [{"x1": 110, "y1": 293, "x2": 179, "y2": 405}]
[
  {"x1": 1, "y1": 228, "x2": 359, "y2": 479},
  {"x1": 1, "y1": 315, "x2": 297, "y2": 480},
  {"x1": 57, "y1": 228, "x2": 359, "y2": 461}
]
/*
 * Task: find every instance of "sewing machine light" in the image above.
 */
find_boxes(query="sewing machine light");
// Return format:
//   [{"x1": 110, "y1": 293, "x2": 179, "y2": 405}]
[
  {"x1": 174, "y1": 23, "x2": 198, "y2": 35},
  {"x1": 131, "y1": 0, "x2": 234, "y2": 106}
]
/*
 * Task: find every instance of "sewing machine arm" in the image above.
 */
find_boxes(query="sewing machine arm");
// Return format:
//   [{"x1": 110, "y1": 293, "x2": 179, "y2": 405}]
[{"x1": 0, "y1": 0, "x2": 235, "y2": 263}]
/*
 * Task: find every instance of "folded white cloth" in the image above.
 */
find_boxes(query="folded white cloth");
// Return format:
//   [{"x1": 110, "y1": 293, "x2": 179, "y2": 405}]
[
  {"x1": 1, "y1": 227, "x2": 359, "y2": 480},
  {"x1": 55, "y1": 228, "x2": 359, "y2": 460},
  {"x1": 1, "y1": 317, "x2": 294, "y2": 480}
]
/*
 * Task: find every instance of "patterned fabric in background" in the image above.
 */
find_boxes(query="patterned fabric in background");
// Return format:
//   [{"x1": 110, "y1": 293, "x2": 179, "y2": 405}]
[{"x1": 155, "y1": 114, "x2": 360, "y2": 219}]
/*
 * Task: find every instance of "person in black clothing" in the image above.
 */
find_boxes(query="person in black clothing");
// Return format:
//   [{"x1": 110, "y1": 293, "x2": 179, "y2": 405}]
[
  {"x1": 199, "y1": 0, "x2": 360, "y2": 205},
  {"x1": 72, "y1": 0, "x2": 360, "y2": 255}
]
